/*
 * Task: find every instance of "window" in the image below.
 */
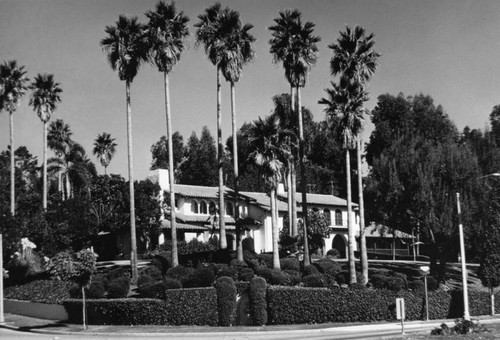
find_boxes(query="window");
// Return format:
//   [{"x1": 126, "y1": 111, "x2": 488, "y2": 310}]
[
  {"x1": 335, "y1": 209, "x2": 343, "y2": 226},
  {"x1": 200, "y1": 201, "x2": 208, "y2": 214},
  {"x1": 209, "y1": 201, "x2": 217, "y2": 215},
  {"x1": 191, "y1": 200, "x2": 198, "y2": 214},
  {"x1": 226, "y1": 202, "x2": 234, "y2": 216},
  {"x1": 324, "y1": 209, "x2": 331, "y2": 225}
]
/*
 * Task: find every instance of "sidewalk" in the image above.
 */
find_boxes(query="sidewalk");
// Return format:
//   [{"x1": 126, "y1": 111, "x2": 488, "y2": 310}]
[{"x1": 2, "y1": 313, "x2": 500, "y2": 337}]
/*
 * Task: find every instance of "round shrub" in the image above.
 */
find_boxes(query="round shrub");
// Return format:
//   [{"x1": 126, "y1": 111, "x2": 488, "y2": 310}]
[
  {"x1": 336, "y1": 271, "x2": 349, "y2": 285},
  {"x1": 281, "y1": 258, "x2": 300, "y2": 272},
  {"x1": 313, "y1": 258, "x2": 341, "y2": 278},
  {"x1": 107, "y1": 267, "x2": 127, "y2": 282},
  {"x1": 137, "y1": 281, "x2": 165, "y2": 299},
  {"x1": 166, "y1": 265, "x2": 193, "y2": 281},
  {"x1": 256, "y1": 267, "x2": 290, "y2": 286},
  {"x1": 371, "y1": 274, "x2": 405, "y2": 291},
  {"x1": 215, "y1": 277, "x2": 237, "y2": 326},
  {"x1": 302, "y1": 274, "x2": 329, "y2": 288},
  {"x1": 140, "y1": 265, "x2": 163, "y2": 282},
  {"x1": 326, "y1": 248, "x2": 340, "y2": 259},
  {"x1": 249, "y1": 276, "x2": 267, "y2": 326},
  {"x1": 138, "y1": 274, "x2": 154, "y2": 288},
  {"x1": 163, "y1": 277, "x2": 182, "y2": 290},
  {"x1": 256, "y1": 253, "x2": 273, "y2": 268},
  {"x1": 182, "y1": 268, "x2": 215, "y2": 288},
  {"x1": 282, "y1": 270, "x2": 301, "y2": 286},
  {"x1": 409, "y1": 279, "x2": 425, "y2": 292},
  {"x1": 427, "y1": 276, "x2": 439, "y2": 291},
  {"x1": 87, "y1": 280, "x2": 106, "y2": 299},
  {"x1": 107, "y1": 276, "x2": 130, "y2": 298},
  {"x1": 303, "y1": 264, "x2": 319, "y2": 276},
  {"x1": 47, "y1": 251, "x2": 75, "y2": 282},
  {"x1": 230, "y1": 259, "x2": 248, "y2": 268},
  {"x1": 216, "y1": 265, "x2": 238, "y2": 280}
]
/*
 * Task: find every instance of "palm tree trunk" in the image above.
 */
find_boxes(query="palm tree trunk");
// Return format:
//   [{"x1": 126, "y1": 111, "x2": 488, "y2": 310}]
[
  {"x1": 10, "y1": 111, "x2": 15, "y2": 215},
  {"x1": 346, "y1": 148, "x2": 356, "y2": 284},
  {"x1": 357, "y1": 137, "x2": 368, "y2": 284},
  {"x1": 65, "y1": 172, "x2": 70, "y2": 200},
  {"x1": 271, "y1": 187, "x2": 280, "y2": 270},
  {"x1": 43, "y1": 120, "x2": 48, "y2": 210},
  {"x1": 217, "y1": 67, "x2": 227, "y2": 249},
  {"x1": 286, "y1": 165, "x2": 292, "y2": 235},
  {"x1": 126, "y1": 80, "x2": 138, "y2": 284},
  {"x1": 165, "y1": 72, "x2": 178, "y2": 267},
  {"x1": 290, "y1": 87, "x2": 298, "y2": 236},
  {"x1": 297, "y1": 86, "x2": 310, "y2": 266},
  {"x1": 231, "y1": 81, "x2": 243, "y2": 261}
]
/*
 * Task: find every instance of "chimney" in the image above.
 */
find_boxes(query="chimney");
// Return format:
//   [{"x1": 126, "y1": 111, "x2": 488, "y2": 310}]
[
  {"x1": 277, "y1": 182, "x2": 286, "y2": 195},
  {"x1": 148, "y1": 169, "x2": 170, "y2": 191}
]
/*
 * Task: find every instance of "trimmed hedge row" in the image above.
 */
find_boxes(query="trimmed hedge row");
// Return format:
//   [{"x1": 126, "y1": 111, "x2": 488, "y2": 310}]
[
  {"x1": 164, "y1": 287, "x2": 218, "y2": 326},
  {"x1": 267, "y1": 286, "x2": 499, "y2": 325}
]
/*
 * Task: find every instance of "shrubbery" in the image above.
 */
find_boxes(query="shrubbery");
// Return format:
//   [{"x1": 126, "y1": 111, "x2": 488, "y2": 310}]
[
  {"x1": 164, "y1": 288, "x2": 218, "y2": 325},
  {"x1": 107, "y1": 276, "x2": 130, "y2": 298},
  {"x1": 250, "y1": 276, "x2": 267, "y2": 326},
  {"x1": 4, "y1": 279, "x2": 73, "y2": 304},
  {"x1": 215, "y1": 277, "x2": 237, "y2": 326}
]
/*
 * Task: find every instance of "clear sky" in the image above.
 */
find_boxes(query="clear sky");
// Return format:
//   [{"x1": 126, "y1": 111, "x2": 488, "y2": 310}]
[{"x1": 1, "y1": 0, "x2": 500, "y2": 180}]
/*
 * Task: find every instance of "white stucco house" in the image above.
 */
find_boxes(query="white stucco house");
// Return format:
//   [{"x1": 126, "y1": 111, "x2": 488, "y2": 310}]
[{"x1": 148, "y1": 169, "x2": 360, "y2": 258}]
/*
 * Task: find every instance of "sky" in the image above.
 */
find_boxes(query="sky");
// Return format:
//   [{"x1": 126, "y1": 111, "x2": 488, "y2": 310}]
[{"x1": 1, "y1": 0, "x2": 500, "y2": 181}]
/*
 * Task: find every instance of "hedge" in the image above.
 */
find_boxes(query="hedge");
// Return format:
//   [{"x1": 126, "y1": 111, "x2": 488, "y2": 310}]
[
  {"x1": 267, "y1": 286, "x2": 500, "y2": 325},
  {"x1": 249, "y1": 277, "x2": 267, "y2": 326},
  {"x1": 164, "y1": 287, "x2": 218, "y2": 326},
  {"x1": 215, "y1": 277, "x2": 237, "y2": 326}
]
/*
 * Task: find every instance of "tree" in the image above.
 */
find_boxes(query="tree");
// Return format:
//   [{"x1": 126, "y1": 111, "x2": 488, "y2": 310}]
[
  {"x1": 217, "y1": 9, "x2": 255, "y2": 261},
  {"x1": 0, "y1": 60, "x2": 29, "y2": 216},
  {"x1": 195, "y1": 4, "x2": 232, "y2": 249},
  {"x1": 29, "y1": 73, "x2": 62, "y2": 211},
  {"x1": 326, "y1": 25, "x2": 380, "y2": 284},
  {"x1": 48, "y1": 119, "x2": 73, "y2": 197},
  {"x1": 248, "y1": 115, "x2": 289, "y2": 270},
  {"x1": 178, "y1": 127, "x2": 217, "y2": 186},
  {"x1": 150, "y1": 132, "x2": 185, "y2": 172},
  {"x1": 146, "y1": 0, "x2": 189, "y2": 267},
  {"x1": 93, "y1": 132, "x2": 117, "y2": 174},
  {"x1": 101, "y1": 14, "x2": 149, "y2": 283},
  {"x1": 269, "y1": 9, "x2": 320, "y2": 266}
]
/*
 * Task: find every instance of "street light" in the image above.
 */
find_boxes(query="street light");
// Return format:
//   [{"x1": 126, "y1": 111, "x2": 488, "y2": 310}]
[
  {"x1": 420, "y1": 265, "x2": 430, "y2": 321},
  {"x1": 456, "y1": 193, "x2": 470, "y2": 321}
]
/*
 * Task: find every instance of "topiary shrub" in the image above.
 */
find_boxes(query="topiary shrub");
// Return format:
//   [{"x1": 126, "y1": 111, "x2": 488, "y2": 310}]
[
  {"x1": 164, "y1": 287, "x2": 218, "y2": 325},
  {"x1": 46, "y1": 250, "x2": 75, "y2": 282},
  {"x1": 107, "y1": 276, "x2": 130, "y2": 298},
  {"x1": 215, "y1": 276, "x2": 237, "y2": 326},
  {"x1": 249, "y1": 276, "x2": 267, "y2": 326},
  {"x1": 139, "y1": 265, "x2": 163, "y2": 282},
  {"x1": 107, "y1": 267, "x2": 128, "y2": 282},
  {"x1": 281, "y1": 258, "x2": 300, "y2": 272},
  {"x1": 166, "y1": 265, "x2": 193, "y2": 281},
  {"x1": 283, "y1": 270, "x2": 301, "y2": 286},
  {"x1": 255, "y1": 267, "x2": 290, "y2": 286},
  {"x1": 313, "y1": 258, "x2": 341, "y2": 278},
  {"x1": 137, "y1": 281, "x2": 165, "y2": 299},
  {"x1": 326, "y1": 248, "x2": 340, "y2": 259},
  {"x1": 239, "y1": 267, "x2": 255, "y2": 282},
  {"x1": 257, "y1": 253, "x2": 273, "y2": 268},
  {"x1": 181, "y1": 268, "x2": 215, "y2": 288},
  {"x1": 216, "y1": 264, "x2": 238, "y2": 280},
  {"x1": 302, "y1": 274, "x2": 329, "y2": 288},
  {"x1": 303, "y1": 264, "x2": 320, "y2": 276},
  {"x1": 70, "y1": 280, "x2": 106, "y2": 299},
  {"x1": 336, "y1": 271, "x2": 349, "y2": 285},
  {"x1": 163, "y1": 277, "x2": 182, "y2": 290}
]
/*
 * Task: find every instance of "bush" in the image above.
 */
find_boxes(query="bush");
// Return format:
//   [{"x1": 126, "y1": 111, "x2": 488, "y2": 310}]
[
  {"x1": 427, "y1": 276, "x2": 439, "y2": 291},
  {"x1": 69, "y1": 280, "x2": 106, "y2": 299},
  {"x1": 256, "y1": 253, "x2": 273, "y2": 268},
  {"x1": 282, "y1": 270, "x2": 301, "y2": 286},
  {"x1": 164, "y1": 287, "x2": 218, "y2": 325},
  {"x1": 409, "y1": 279, "x2": 425, "y2": 292},
  {"x1": 215, "y1": 265, "x2": 238, "y2": 280},
  {"x1": 242, "y1": 237, "x2": 255, "y2": 252},
  {"x1": 303, "y1": 265, "x2": 319, "y2": 276},
  {"x1": 302, "y1": 274, "x2": 329, "y2": 288},
  {"x1": 107, "y1": 276, "x2": 130, "y2": 298},
  {"x1": 326, "y1": 248, "x2": 340, "y2": 259},
  {"x1": 249, "y1": 276, "x2": 267, "y2": 326},
  {"x1": 313, "y1": 258, "x2": 341, "y2": 278},
  {"x1": 107, "y1": 267, "x2": 127, "y2": 282},
  {"x1": 4, "y1": 280, "x2": 73, "y2": 304},
  {"x1": 350, "y1": 282, "x2": 367, "y2": 290},
  {"x1": 215, "y1": 277, "x2": 237, "y2": 326},
  {"x1": 163, "y1": 277, "x2": 182, "y2": 290},
  {"x1": 139, "y1": 265, "x2": 163, "y2": 282},
  {"x1": 46, "y1": 251, "x2": 75, "y2": 282},
  {"x1": 281, "y1": 258, "x2": 300, "y2": 272},
  {"x1": 166, "y1": 265, "x2": 193, "y2": 281},
  {"x1": 336, "y1": 271, "x2": 349, "y2": 285},
  {"x1": 370, "y1": 274, "x2": 405, "y2": 291},
  {"x1": 181, "y1": 268, "x2": 215, "y2": 288},
  {"x1": 239, "y1": 267, "x2": 255, "y2": 282},
  {"x1": 137, "y1": 281, "x2": 165, "y2": 299},
  {"x1": 255, "y1": 267, "x2": 290, "y2": 286}
]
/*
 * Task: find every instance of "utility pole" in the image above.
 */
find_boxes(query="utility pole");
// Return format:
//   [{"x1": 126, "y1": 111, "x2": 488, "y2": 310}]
[{"x1": 456, "y1": 193, "x2": 470, "y2": 321}]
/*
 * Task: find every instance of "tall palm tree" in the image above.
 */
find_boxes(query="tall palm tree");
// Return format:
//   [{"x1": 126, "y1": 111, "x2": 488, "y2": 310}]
[
  {"x1": 48, "y1": 119, "x2": 73, "y2": 198},
  {"x1": 248, "y1": 115, "x2": 288, "y2": 270},
  {"x1": 101, "y1": 14, "x2": 148, "y2": 283},
  {"x1": 145, "y1": 0, "x2": 189, "y2": 268},
  {"x1": 319, "y1": 80, "x2": 368, "y2": 284},
  {"x1": 269, "y1": 9, "x2": 320, "y2": 266},
  {"x1": 195, "y1": 3, "x2": 230, "y2": 250},
  {"x1": 93, "y1": 132, "x2": 117, "y2": 175},
  {"x1": 328, "y1": 25, "x2": 380, "y2": 284},
  {"x1": 29, "y1": 73, "x2": 62, "y2": 210},
  {"x1": 218, "y1": 9, "x2": 255, "y2": 261},
  {"x1": 0, "y1": 60, "x2": 29, "y2": 215}
]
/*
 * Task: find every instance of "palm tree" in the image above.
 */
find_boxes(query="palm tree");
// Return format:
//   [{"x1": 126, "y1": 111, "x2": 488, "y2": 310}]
[
  {"x1": 0, "y1": 60, "x2": 29, "y2": 215},
  {"x1": 218, "y1": 9, "x2": 255, "y2": 261},
  {"x1": 29, "y1": 73, "x2": 62, "y2": 210},
  {"x1": 327, "y1": 25, "x2": 380, "y2": 284},
  {"x1": 269, "y1": 9, "x2": 320, "y2": 266},
  {"x1": 319, "y1": 80, "x2": 368, "y2": 284},
  {"x1": 93, "y1": 132, "x2": 117, "y2": 175},
  {"x1": 48, "y1": 119, "x2": 73, "y2": 198},
  {"x1": 195, "y1": 3, "x2": 229, "y2": 250},
  {"x1": 145, "y1": 0, "x2": 189, "y2": 268},
  {"x1": 101, "y1": 14, "x2": 149, "y2": 284},
  {"x1": 248, "y1": 115, "x2": 288, "y2": 270}
]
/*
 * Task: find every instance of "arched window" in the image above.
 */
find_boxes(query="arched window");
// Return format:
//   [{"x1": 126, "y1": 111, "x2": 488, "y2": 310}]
[
  {"x1": 335, "y1": 209, "x2": 343, "y2": 226},
  {"x1": 191, "y1": 200, "x2": 198, "y2": 214},
  {"x1": 200, "y1": 201, "x2": 208, "y2": 214},
  {"x1": 209, "y1": 201, "x2": 217, "y2": 215},
  {"x1": 226, "y1": 202, "x2": 234, "y2": 216},
  {"x1": 324, "y1": 209, "x2": 331, "y2": 225}
]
